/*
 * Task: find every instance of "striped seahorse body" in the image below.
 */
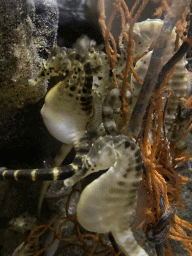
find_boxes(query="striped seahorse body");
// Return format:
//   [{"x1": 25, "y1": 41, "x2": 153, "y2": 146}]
[
  {"x1": 164, "y1": 57, "x2": 189, "y2": 132},
  {"x1": 69, "y1": 135, "x2": 148, "y2": 256},
  {"x1": 102, "y1": 88, "x2": 122, "y2": 136},
  {"x1": 102, "y1": 87, "x2": 132, "y2": 136}
]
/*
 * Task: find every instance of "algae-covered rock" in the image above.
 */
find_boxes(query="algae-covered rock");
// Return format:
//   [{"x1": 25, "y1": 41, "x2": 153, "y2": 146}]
[
  {"x1": 0, "y1": 0, "x2": 58, "y2": 147},
  {"x1": 0, "y1": 0, "x2": 58, "y2": 111}
]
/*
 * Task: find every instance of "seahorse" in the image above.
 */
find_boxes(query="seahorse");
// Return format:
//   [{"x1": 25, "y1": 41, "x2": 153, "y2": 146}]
[
  {"x1": 129, "y1": 19, "x2": 190, "y2": 135},
  {"x1": 29, "y1": 35, "x2": 113, "y2": 164},
  {"x1": 36, "y1": 44, "x2": 101, "y2": 147},
  {"x1": 113, "y1": 19, "x2": 164, "y2": 75},
  {"x1": 112, "y1": 19, "x2": 190, "y2": 139},
  {"x1": 63, "y1": 135, "x2": 148, "y2": 256}
]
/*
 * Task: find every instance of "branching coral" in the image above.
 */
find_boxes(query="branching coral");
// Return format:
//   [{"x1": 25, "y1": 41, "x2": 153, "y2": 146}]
[{"x1": 99, "y1": 0, "x2": 192, "y2": 255}]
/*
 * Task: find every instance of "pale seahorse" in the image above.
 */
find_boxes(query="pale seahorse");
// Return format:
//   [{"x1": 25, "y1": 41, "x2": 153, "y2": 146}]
[
  {"x1": 36, "y1": 39, "x2": 111, "y2": 143},
  {"x1": 30, "y1": 35, "x2": 114, "y2": 165},
  {"x1": 129, "y1": 19, "x2": 190, "y2": 134},
  {"x1": 2, "y1": 135, "x2": 147, "y2": 256},
  {"x1": 112, "y1": 19, "x2": 190, "y2": 139},
  {"x1": 113, "y1": 19, "x2": 164, "y2": 75},
  {"x1": 64, "y1": 135, "x2": 148, "y2": 256}
]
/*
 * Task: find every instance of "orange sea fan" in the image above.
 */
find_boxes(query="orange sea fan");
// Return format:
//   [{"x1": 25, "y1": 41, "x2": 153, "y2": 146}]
[{"x1": 99, "y1": 0, "x2": 192, "y2": 255}]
